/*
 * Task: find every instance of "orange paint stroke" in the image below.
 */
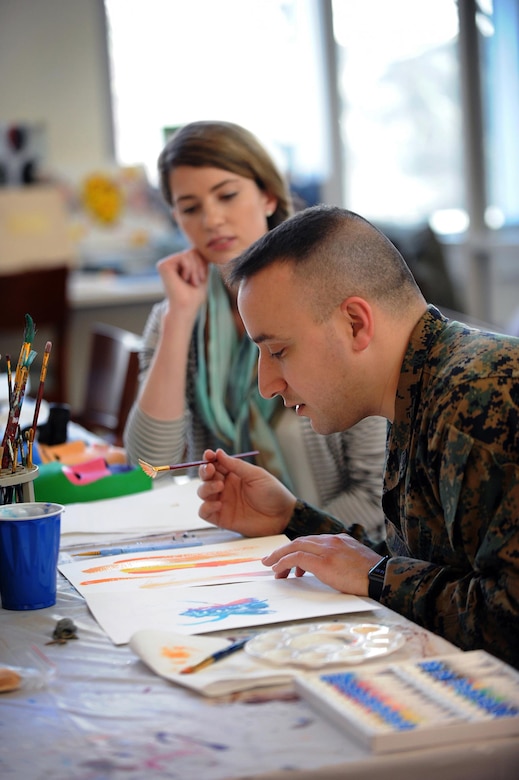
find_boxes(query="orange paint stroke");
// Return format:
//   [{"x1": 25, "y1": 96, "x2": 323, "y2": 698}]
[
  {"x1": 161, "y1": 645, "x2": 191, "y2": 661},
  {"x1": 79, "y1": 555, "x2": 261, "y2": 586}
]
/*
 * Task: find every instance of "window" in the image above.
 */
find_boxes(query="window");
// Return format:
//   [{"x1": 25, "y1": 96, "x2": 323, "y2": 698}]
[
  {"x1": 104, "y1": 0, "x2": 329, "y2": 196},
  {"x1": 332, "y1": 0, "x2": 462, "y2": 226},
  {"x1": 479, "y1": 0, "x2": 519, "y2": 227},
  {"x1": 105, "y1": 0, "x2": 519, "y2": 233}
]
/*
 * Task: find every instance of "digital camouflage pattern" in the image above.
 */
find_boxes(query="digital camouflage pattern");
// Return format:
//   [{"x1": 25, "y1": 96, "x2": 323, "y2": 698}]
[{"x1": 286, "y1": 306, "x2": 519, "y2": 669}]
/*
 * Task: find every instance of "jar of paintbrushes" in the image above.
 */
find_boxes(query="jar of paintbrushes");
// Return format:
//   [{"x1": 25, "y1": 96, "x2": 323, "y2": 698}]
[
  {"x1": 1, "y1": 314, "x2": 50, "y2": 504},
  {"x1": 0, "y1": 465, "x2": 39, "y2": 504}
]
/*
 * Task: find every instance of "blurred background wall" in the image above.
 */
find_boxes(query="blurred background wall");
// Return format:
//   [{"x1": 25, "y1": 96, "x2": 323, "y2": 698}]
[{"x1": 1, "y1": 0, "x2": 518, "y2": 333}]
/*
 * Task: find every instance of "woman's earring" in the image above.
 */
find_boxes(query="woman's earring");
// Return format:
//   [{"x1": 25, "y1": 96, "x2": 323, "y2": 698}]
[{"x1": 266, "y1": 209, "x2": 274, "y2": 217}]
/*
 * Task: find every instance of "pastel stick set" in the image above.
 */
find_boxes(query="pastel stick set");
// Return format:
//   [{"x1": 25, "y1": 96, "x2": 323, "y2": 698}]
[{"x1": 295, "y1": 650, "x2": 519, "y2": 753}]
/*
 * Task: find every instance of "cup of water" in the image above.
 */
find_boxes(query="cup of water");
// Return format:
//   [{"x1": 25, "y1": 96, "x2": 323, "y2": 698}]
[{"x1": 0, "y1": 502, "x2": 64, "y2": 610}]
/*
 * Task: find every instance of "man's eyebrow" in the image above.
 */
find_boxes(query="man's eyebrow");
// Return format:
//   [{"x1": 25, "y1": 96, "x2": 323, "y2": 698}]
[{"x1": 251, "y1": 332, "x2": 280, "y2": 345}]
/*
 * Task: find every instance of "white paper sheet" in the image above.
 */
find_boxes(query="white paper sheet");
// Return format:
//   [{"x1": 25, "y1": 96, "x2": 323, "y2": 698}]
[
  {"x1": 60, "y1": 478, "x2": 211, "y2": 546},
  {"x1": 58, "y1": 534, "x2": 290, "y2": 592},
  {"x1": 76, "y1": 575, "x2": 377, "y2": 645},
  {"x1": 129, "y1": 628, "x2": 295, "y2": 696}
]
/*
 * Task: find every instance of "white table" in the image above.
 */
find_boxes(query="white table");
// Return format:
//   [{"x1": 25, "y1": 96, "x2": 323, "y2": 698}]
[
  {"x1": 1, "y1": 529, "x2": 518, "y2": 780},
  {"x1": 68, "y1": 271, "x2": 164, "y2": 309}
]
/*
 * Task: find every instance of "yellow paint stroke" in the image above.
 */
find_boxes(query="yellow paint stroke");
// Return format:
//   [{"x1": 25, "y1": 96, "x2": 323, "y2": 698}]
[{"x1": 84, "y1": 551, "x2": 259, "y2": 575}]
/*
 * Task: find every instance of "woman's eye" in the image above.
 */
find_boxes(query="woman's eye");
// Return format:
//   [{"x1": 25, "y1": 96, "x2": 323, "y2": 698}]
[
  {"x1": 220, "y1": 191, "x2": 238, "y2": 201},
  {"x1": 181, "y1": 204, "x2": 198, "y2": 215},
  {"x1": 270, "y1": 348, "x2": 286, "y2": 359}
]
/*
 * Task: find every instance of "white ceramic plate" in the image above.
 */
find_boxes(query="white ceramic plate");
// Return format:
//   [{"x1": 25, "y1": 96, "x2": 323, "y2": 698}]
[{"x1": 245, "y1": 621, "x2": 405, "y2": 669}]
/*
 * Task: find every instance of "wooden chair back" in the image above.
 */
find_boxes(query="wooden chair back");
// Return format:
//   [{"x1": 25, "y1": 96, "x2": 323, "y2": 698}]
[
  {"x1": 0, "y1": 265, "x2": 70, "y2": 403},
  {"x1": 75, "y1": 322, "x2": 142, "y2": 446}
]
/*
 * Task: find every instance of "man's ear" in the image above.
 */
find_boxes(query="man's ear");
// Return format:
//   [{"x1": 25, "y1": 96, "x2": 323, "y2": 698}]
[{"x1": 340, "y1": 296, "x2": 374, "y2": 351}]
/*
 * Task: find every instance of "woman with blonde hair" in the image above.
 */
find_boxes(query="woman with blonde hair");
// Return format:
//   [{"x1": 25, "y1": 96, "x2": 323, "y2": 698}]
[{"x1": 124, "y1": 120, "x2": 387, "y2": 539}]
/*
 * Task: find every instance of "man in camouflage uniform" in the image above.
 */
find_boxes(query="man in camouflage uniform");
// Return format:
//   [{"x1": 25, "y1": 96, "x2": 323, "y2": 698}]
[{"x1": 197, "y1": 205, "x2": 519, "y2": 670}]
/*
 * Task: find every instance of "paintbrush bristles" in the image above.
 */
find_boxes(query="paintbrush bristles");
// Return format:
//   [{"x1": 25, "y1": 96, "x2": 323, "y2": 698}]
[
  {"x1": 137, "y1": 460, "x2": 153, "y2": 478},
  {"x1": 40, "y1": 341, "x2": 52, "y2": 382},
  {"x1": 138, "y1": 459, "x2": 167, "y2": 479},
  {"x1": 24, "y1": 313, "x2": 35, "y2": 343},
  {"x1": 30, "y1": 340, "x2": 52, "y2": 435}
]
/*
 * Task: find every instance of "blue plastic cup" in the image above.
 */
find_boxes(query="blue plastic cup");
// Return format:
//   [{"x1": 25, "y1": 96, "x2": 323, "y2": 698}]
[{"x1": 0, "y1": 502, "x2": 64, "y2": 610}]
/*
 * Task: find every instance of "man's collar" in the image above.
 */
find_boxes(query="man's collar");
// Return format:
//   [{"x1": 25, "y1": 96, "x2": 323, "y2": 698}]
[{"x1": 391, "y1": 305, "x2": 447, "y2": 451}]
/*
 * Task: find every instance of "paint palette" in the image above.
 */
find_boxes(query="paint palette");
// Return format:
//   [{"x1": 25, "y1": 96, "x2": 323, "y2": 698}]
[{"x1": 245, "y1": 622, "x2": 405, "y2": 669}]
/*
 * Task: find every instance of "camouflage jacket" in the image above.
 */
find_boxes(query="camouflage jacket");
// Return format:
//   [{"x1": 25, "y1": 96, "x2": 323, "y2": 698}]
[{"x1": 286, "y1": 306, "x2": 519, "y2": 669}]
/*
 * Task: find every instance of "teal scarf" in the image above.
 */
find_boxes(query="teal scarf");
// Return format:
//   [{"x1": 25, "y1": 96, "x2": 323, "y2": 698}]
[{"x1": 195, "y1": 267, "x2": 294, "y2": 490}]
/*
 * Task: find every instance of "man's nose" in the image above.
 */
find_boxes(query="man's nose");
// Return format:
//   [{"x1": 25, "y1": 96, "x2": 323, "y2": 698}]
[{"x1": 257, "y1": 354, "x2": 285, "y2": 400}]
